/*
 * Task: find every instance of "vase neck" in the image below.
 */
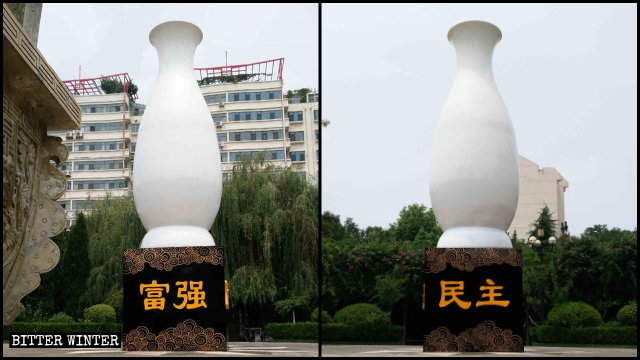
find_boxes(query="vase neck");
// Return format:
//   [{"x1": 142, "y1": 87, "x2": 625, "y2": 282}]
[
  {"x1": 448, "y1": 21, "x2": 501, "y2": 74},
  {"x1": 150, "y1": 21, "x2": 202, "y2": 74}
]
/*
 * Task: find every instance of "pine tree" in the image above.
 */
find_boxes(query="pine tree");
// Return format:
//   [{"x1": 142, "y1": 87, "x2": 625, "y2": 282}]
[
  {"x1": 528, "y1": 205, "x2": 557, "y2": 245},
  {"x1": 62, "y1": 212, "x2": 91, "y2": 318}
]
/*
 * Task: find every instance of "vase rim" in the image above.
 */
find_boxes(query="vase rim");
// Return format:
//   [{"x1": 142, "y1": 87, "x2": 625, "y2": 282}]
[
  {"x1": 447, "y1": 20, "x2": 502, "y2": 42},
  {"x1": 149, "y1": 20, "x2": 203, "y2": 46}
]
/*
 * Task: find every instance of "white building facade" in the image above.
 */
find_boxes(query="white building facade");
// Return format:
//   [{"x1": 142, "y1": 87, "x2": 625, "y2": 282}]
[{"x1": 507, "y1": 155, "x2": 569, "y2": 240}]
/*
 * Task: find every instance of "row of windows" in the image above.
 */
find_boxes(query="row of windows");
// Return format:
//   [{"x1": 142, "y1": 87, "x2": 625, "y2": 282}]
[
  {"x1": 58, "y1": 200, "x2": 96, "y2": 210},
  {"x1": 227, "y1": 130, "x2": 284, "y2": 142},
  {"x1": 73, "y1": 160, "x2": 124, "y2": 171},
  {"x1": 70, "y1": 179, "x2": 127, "y2": 190},
  {"x1": 230, "y1": 110, "x2": 283, "y2": 122},
  {"x1": 204, "y1": 90, "x2": 282, "y2": 104},
  {"x1": 229, "y1": 150, "x2": 285, "y2": 162},
  {"x1": 80, "y1": 103, "x2": 125, "y2": 114},
  {"x1": 229, "y1": 90, "x2": 282, "y2": 102},
  {"x1": 80, "y1": 122, "x2": 126, "y2": 132},
  {"x1": 73, "y1": 141, "x2": 125, "y2": 152},
  {"x1": 220, "y1": 151, "x2": 306, "y2": 163}
]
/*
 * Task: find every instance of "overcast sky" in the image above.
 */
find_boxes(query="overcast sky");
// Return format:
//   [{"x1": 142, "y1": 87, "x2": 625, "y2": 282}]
[
  {"x1": 322, "y1": 4, "x2": 637, "y2": 236},
  {"x1": 38, "y1": 3, "x2": 318, "y2": 104}
]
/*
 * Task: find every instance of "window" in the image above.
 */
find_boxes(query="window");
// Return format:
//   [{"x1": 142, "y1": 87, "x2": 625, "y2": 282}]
[
  {"x1": 221, "y1": 153, "x2": 228, "y2": 162},
  {"x1": 204, "y1": 93, "x2": 226, "y2": 104},
  {"x1": 217, "y1": 133, "x2": 227, "y2": 142},
  {"x1": 211, "y1": 113, "x2": 227, "y2": 123},
  {"x1": 289, "y1": 131, "x2": 304, "y2": 142},
  {"x1": 131, "y1": 124, "x2": 140, "y2": 133},
  {"x1": 67, "y1": 182, "x2": 72, "y2": 191},
  {"x1": 290, "y1": 151, "x2": 305, "y2": 162},
  {"x1": 315, "y1": 130, "x2": 319, "y2": 140},
  {"x1": 314, "y1": 110, "x2": 319, "y2": 120},
  {"x1": 289, "y1": 111, "x2": 303, "y2": 122}
]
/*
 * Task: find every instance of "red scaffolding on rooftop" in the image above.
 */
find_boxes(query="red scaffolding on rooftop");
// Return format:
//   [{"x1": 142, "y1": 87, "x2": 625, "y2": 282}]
[
  {"x1": 62, "y1": 73, "x2": 138, "y2": 101},
  {"x1": 194, "y1": 58, "x2": 284, "y2": 84}
]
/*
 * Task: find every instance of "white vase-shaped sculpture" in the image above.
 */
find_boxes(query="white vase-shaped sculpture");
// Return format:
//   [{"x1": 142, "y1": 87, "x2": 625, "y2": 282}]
[
  {"x1": 430, "y1": 20, "x2": 519, "y2": 248},
  {"x1": 133, "y1": 21, "x2": 222, "y2": 248}
]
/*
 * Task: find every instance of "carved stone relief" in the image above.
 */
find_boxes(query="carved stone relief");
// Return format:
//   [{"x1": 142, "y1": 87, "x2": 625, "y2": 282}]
[{"x1": 3, "y1": 90, "x2": 69, "y2": 324}]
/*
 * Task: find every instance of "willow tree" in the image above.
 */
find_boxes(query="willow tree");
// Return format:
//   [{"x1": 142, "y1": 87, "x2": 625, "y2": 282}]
[
  {"x1": 82, "y1": 193, "x2": 146, "y2": 310},
  {"x1": 212, "y1": 156, "x2": 318, "y2": 324}
]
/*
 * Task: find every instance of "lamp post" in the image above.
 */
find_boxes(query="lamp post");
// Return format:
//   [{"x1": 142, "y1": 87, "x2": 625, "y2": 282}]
[{"x1": 526, "y1": 225, "x2": 556, "y2": 340}]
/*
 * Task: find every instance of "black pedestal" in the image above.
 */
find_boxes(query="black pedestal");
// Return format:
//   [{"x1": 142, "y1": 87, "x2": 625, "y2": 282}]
[
  {"x1": 422, "y1": 248, "x2": 524, "y2": 352},
  {"x1": 123, "y1": 246, "x2": 229, "y2": 351}
]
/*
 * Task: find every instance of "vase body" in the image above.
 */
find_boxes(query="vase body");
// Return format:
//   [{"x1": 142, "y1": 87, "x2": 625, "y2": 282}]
[
  {"x1": 133, "y1": 21, "x2": 222, "y2": 248},
  {"x1": 430, "y1": 21, "x2": 519, "y2": 248}
]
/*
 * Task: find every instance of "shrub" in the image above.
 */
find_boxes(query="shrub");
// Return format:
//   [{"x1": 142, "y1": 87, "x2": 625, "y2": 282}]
[
  {"x1": 83, "y1": 304, "x2": 116, "y2": 323},
  {"x1": 104, "y1": 290, "x2": 123, "y2": 322},
  {"x1": 547, "y1": 302, "x2": 601, "y2": 327},
  {"x1": 333, "y1": 303, "x2": 389, "y2": 329},
  {"x1": 47, "y1": 312, "x2": 74, "y2": 323},
  {"x1": 3, "y1": 322, "x2": 122, "y2": 341},
  {"x1": 265, "y1": 322, "x2": 317, "y2": 341},
  {"x1": 617, "y1": 301, "x2": 637, "y2": 326},
  {"x1": 531, "y1": 325, "x2": 637, "y2": 345},
  {"x1": 311, "y1": 308, "x2": 332, "y2": 323}
]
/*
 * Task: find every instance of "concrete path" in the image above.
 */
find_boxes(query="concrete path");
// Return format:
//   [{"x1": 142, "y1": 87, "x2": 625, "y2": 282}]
[
  {"x1": 321, "y1": 345, "x2": 637, "y2": 357},
  {"x1": 3, "y1": 342, "x2": 319, "y2": 357}
]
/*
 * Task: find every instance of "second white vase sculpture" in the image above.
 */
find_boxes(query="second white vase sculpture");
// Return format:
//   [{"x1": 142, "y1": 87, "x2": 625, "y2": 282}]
[
  {"x1": 430, "y1": 20, "x2": 519, "y2": 248},
  {"x1": 133, "y1": 21, "x2": 223, "y2": 248}
]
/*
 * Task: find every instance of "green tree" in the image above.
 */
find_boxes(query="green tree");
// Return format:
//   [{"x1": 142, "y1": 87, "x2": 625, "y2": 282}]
[
  {"x1": 390, "y1": 204, "x2": 442, "y2": 242},
  {"x1": 62, "y1": 212, "x2": 91, "y2": 318}
]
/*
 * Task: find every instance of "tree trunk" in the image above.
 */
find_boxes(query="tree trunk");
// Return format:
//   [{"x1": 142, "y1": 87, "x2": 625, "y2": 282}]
[{"x1": 293, "y1": 309, "x2": 296, "y2": 324}]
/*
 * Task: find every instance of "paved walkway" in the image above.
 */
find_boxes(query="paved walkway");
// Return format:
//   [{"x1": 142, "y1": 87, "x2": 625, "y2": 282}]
[
  {"x1": 3, "y1": 342, "x2": 319, "y2": 357},
  {"x1": 4, "y1": 343, "x2": 637, "y2": 357},
  {"x1": 321, "y1": 345, "x2": 637, "y2": 357}
]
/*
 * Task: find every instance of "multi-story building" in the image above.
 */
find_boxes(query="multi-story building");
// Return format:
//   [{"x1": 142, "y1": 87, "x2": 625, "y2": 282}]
[
  {"x1": 48, "y1": 73, "x2": 141, "y2": 229},
  {"x1": 51, "y1": 59, "x2": 318, "y2": 228},
  {"x1": 196, "y1": 58, "x2": 319, "y2": 181},
  {"x1": 508, "y1": 155, "x2": 569, "y2": 240}
]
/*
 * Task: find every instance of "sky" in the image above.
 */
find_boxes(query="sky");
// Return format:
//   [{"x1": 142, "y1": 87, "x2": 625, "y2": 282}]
[
  {"x1": 38, "y1": 3, "x2": 318, "y2": 104},
  {"x1": 322, "y1": 4, "x2": 637, "y2": 236}
]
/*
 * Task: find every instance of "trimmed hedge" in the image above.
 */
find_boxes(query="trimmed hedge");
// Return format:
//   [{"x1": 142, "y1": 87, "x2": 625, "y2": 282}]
[
  {"x1": 3, "y1": 322, "x2": 123, "y2": 341},
  {"x1": 84, "y1": 304, "x2": 116, "y2": 323},
  {"x1": 547, "y1": 302, "x2": 601, "y2": 327},
  {"x1": 266, "y1": 322, "x2": 318, "y2": 341},
  {"x1": 47, "y1": 313, "x2": 74, "y2": 323},
  {"x1": 617, "y1": 301, "x2": 637, "y2": 326},
  {"x1": 333, "y1": 303, "x2": 389, "y2": 329},
  {"x1": 323, "y1": 323, "x2": 404, "y2": 343},
  {"x1": 531, "y1": 325, "x2": 637, "y2": 345}
]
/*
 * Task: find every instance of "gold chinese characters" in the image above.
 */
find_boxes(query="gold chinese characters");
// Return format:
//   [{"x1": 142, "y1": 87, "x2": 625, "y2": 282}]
[
  {"x1": 439, "y1": 279, "x2": 510, "y2": 309},
  {"x1": 139, "y1": 280, "x2": 207, "y2": 311}
]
